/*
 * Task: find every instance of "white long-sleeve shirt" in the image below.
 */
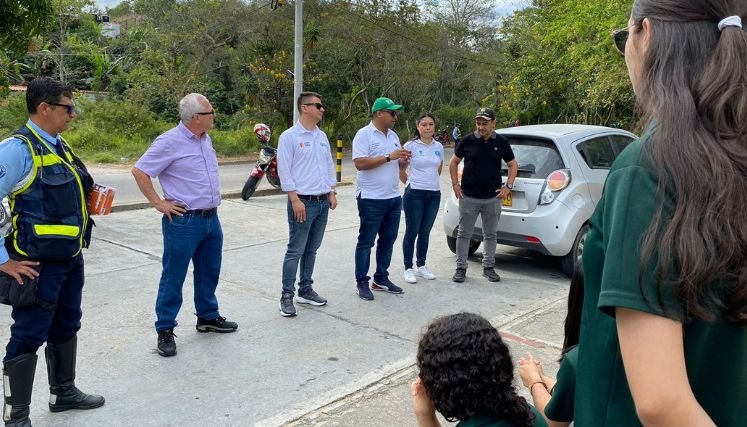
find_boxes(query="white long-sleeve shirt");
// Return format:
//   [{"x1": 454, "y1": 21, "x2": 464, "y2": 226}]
[{"x1": 277, "y1": 122, "x2": 336, "y2": 195}]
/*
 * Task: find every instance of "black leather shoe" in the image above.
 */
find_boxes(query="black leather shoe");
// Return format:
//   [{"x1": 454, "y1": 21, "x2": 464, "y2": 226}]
[
  {"x1": 46, "y1": 337, "x2": 105, "y2": 412},
  {"x1": 452, "y1": 268, "x2": 467, "y2": 283},
  {"x1": 49, "y1": 385, "x2": 106, "y2": 412}
]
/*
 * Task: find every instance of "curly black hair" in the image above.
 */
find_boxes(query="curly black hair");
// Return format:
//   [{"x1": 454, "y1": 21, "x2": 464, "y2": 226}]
[{"x1": 416, "y1": 312, "x2": 535, "y2": 426}]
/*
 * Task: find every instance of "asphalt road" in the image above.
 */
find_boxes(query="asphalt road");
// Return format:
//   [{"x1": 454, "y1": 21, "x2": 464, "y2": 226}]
[
  {"x1": 90, "y1": 148, "x2": 451, "y2": 208},
  {"x1": 90, "y1": 154, "x2": 358, "y2": 206}
]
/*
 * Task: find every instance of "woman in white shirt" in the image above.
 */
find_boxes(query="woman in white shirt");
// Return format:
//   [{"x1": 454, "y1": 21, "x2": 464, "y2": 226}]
[{"x1": 400, "y1": 113, "x2": 444, "y2": 283}]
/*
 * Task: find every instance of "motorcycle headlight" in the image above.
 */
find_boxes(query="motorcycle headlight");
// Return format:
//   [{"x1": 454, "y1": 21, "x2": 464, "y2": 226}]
[{"x1": 259, "y1": 151, "x2": 273, "y2": 163}]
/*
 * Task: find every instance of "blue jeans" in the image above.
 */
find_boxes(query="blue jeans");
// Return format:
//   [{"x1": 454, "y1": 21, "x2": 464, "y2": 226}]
[
  {"x1": 155, "y1": 213, "x2": 223, "y2": 332},
  {"x1": 402, "y1": 187, "x2": 441, "y2": 269},
  {"x1": 355, "y1": 196, "x2": 401, "y2": 283},
  {"x1": 5, "y1": 254, "x2": 84, "y2": 361},
  {"x1": 281, "y1": 198, "x2": 329, "y2": 295}
]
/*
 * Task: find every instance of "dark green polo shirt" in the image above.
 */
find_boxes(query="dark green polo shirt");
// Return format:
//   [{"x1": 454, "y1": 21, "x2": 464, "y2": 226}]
[
  {"x1": 575, "y1": 129, "x2": 747, "y2": 426},
  {"x1": 544, "y1": 346, "x2": 577, "y2": 422},
  {"x1": 456, "y1": 405, "x2": 548, "y2": 427}
]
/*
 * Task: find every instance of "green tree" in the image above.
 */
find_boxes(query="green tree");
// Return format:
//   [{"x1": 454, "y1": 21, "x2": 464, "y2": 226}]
[
  {"x1": 497, "y1": 0, "x2": 635, "y2": 127},
  {"x1": 0, "y1": 0, "x2": 54, "y2": 55},
  {"x1": 106, "y1": 0, "x2": 133, "y2": 18}
]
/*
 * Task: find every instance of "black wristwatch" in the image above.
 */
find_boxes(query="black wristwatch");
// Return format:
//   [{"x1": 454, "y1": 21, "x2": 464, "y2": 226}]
[
  {"x1": 385, "y1": 154, "x2": 391, "y2": 162},
  {"x1": 505, "y1": 182, "x2": 514, "y2": 190}
]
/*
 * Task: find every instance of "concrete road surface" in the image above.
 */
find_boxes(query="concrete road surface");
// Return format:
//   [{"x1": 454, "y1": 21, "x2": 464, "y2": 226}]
[{"x1": 0, "y1": 162, "x2": 570, "y2": 426}]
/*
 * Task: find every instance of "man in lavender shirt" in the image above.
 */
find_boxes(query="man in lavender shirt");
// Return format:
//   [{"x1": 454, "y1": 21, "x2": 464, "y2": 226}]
[{"x1": 131, "y1": 93, "x2": 238, "y2": 358}]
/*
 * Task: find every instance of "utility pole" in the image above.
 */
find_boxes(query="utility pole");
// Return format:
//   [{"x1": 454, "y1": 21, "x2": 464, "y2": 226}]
[
  {"x1": 57, "y1": 10, "x2": 66, "y2": 83},
  {"x1": 292, "y1": 0, "x2": 303, "y2": 123}
]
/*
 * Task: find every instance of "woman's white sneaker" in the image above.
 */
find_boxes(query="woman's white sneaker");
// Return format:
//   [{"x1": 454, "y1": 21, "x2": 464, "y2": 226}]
[
  {"x1": 404, "y1": 268, "x2": 418, "y2": 283},
  {"x1": 416, "y1": 265, "x2": 436, "y2": 280}
]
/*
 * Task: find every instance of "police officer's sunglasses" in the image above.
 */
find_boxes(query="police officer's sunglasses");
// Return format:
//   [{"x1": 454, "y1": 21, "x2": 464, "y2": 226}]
[{"x1": 47, "y1": 102, "x2": 76, "y2": 115}]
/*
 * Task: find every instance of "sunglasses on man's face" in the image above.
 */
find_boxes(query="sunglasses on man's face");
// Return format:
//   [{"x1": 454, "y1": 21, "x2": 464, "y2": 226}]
[
  {"x1": 303, "y1": 102, "x2": 326, "y2": 110},
  {"x1": 383, "y1": 110, "x2": 397, "y2": 117},
  {"x1": 47, "y1": 102, "x2": 76, "y2": 115},
  {"x1": 195, "y1": 111, "x2": 215, "y2": 116},
  {"x1": 611, "y1": 24, "x2": 636, "y2": 56}
]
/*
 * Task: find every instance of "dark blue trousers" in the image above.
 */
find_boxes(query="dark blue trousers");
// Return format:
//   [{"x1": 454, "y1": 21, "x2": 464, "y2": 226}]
[
  {"x1": 354, "y1": 196, "x2": 401, "y2": 283},
  {"x1": 4, "y1": 254, "x2": 84, "y2": 361}
]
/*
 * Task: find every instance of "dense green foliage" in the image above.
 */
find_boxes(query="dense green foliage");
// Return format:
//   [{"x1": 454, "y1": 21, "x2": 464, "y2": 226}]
[
  {"x1": 496, "y1": 0, "x2": 635, "y2": 127},
  {"x1": 0, "y1": 0, "x2": 54, "y2": 55},
  {"x1": 0, "y1": 0, "x2": 636, "y2": 162}
]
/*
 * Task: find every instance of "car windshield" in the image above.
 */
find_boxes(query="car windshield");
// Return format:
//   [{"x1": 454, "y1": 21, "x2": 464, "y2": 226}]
[{"x1": 500, "y1": 137, "x2": 565, "y2": 179}]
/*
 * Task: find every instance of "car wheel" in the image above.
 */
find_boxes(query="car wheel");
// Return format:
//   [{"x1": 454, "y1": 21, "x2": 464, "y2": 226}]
[
  {"x1": 446, "y1": 235, "x2": 481, "y2": 256},
  {"x1": 561, "y1": 223, "x2": 589, "y2": 277}
]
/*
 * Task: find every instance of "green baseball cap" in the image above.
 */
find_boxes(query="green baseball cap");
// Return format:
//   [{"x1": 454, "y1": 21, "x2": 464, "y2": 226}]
[{"x1": 371, "y1": 97, "x2": 404, "y2": 113}]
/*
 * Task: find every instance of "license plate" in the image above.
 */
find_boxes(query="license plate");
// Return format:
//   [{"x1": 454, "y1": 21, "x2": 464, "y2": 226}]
[{"x1": 501, "y1": 191, "x2": 512, "y2": 207}]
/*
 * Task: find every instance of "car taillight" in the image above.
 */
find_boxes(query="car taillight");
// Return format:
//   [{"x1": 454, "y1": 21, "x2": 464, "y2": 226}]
[
  {"x1": 547, "y1": 170, "x2": 570, "y2": 191},
  {"x1": 539, "y1": 169, "x2": 571, "y2": 205}
]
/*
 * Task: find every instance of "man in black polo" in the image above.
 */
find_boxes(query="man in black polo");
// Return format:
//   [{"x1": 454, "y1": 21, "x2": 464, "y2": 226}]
[{"x1": 448, "y1": 107, "x2": 518, "y2": 283}]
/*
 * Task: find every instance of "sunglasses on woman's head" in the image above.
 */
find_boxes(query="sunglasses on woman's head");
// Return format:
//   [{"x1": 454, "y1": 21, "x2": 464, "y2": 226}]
[{"x1": 611, "y1": 27, "x2": 629, "y2": 56}]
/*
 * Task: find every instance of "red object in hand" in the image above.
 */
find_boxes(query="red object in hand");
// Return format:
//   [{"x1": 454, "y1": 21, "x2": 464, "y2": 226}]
[{"x1": 87, "y1": 184, "x2": 116, "y2": 215}]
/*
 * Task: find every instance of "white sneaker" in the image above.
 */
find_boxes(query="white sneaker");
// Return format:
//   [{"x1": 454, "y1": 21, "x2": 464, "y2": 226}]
[
  {"x1": 404, "y1": 268, "x2": 417, "y2": 283},
  {"x1": 416, "y1": 265, "x2": 436, "y2": 280}
]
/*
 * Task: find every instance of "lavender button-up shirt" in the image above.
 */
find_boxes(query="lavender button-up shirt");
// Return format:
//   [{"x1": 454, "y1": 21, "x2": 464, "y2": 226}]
[{"x1": 134, "y1": 122, "x2": 221, "y2": 210}]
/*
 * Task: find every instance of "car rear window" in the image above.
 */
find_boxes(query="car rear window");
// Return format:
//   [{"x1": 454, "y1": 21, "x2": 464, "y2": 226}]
[{"x1": 500, "y1": 137, "x2": 565, "y2": 179}]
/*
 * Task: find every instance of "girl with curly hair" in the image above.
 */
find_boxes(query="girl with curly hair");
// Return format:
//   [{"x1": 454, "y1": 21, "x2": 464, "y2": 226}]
[
  {"x1": 576, "y1": 0, "x2": 747, "y2": 425},
  {"x1": 411, "y1": 312, "x2": 548, "y2": 427}
]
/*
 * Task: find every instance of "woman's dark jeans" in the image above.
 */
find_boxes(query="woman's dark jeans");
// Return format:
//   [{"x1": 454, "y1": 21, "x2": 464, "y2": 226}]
[{"x1": 402, "y1": 187, "x2": 441, "y2": 270}]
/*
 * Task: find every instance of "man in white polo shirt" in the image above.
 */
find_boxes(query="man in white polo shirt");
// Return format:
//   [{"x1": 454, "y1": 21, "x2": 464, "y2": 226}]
[
  {"x1": 352, "y1": 97, "x2": 411, "y2": 301},
  {"x1": 277, "y1": 91, "x2": 337, "y2": 317}
]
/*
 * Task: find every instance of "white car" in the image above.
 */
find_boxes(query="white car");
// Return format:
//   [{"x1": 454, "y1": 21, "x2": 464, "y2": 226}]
[{"x1": 443, "y1": 124, "x2": 637, "y2": 276}]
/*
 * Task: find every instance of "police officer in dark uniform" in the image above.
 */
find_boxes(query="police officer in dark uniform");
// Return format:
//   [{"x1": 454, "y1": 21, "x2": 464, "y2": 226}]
[{"x1": 0, "y1": 78, "x2": 104, "y2": 426}]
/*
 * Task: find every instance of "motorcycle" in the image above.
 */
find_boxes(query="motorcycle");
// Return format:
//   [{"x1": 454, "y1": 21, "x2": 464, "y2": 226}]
[
  {"x1": 434, "y1": 129, "x2": 451, "y2": 145},
  {"x1": 241, "y1": 123, "x2": 281, "y2": 200}
]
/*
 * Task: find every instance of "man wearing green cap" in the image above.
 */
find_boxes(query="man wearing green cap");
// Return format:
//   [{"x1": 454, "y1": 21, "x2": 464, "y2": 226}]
[{"x1": 352, "y1": 97, "x2": 411, "y2": 301}]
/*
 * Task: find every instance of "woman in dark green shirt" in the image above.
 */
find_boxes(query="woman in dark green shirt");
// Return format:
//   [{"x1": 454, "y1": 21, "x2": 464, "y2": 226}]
[{"x1": 576, "y1": 1, "x2": 747, "y2": 426}]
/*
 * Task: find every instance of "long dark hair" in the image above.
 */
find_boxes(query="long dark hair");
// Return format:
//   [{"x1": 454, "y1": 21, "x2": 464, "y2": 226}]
[
  {"x1": 562, "y1": 262, "x2": 584, "y2": 354},
  {"x1": 412, "y1": 112, "x2": 436, "y2": 140},
  {"x1": 417, "y1": 313, "x2": 535, "y2": 426},
  {"x1": 631, "y1": 0, "x2": 747, "y2": 323}
]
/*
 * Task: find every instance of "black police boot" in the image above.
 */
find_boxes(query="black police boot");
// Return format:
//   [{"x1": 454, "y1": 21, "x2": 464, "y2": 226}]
[
  {"x1": 45, "y1": 336, "x2": 105, "y2": 413},
  {"x1": 3, "y1": 353, "x2": 37, "y2": 427}
]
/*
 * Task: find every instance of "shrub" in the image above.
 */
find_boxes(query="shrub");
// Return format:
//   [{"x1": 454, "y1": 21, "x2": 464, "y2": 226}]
[
  {"x1": 210, "y1": 127, "x2": 256, "y2": 158},
  {"x1": 0, "y1": 93, "x2": 28, "y2": 138}
]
